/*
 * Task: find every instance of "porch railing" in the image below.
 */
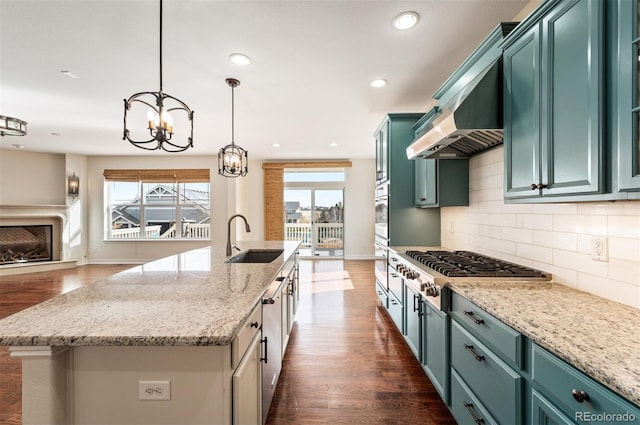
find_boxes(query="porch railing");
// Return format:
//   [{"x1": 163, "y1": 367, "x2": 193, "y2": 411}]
[
  {"x1": 112, "y1": 223, "x2": 210, "y2": 239},
  {"x1": 284, "y1": 223, "x2": 343, "y2": 248}
]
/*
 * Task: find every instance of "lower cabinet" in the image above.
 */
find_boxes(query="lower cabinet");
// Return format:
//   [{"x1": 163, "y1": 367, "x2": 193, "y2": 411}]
[
  {"x1": 405, "y1": 283, "x2": 422, "y2": 361},
  {"x1": 422, "y1": 301, "x2": 449, "y2": 404},
  {"x1": 451, "y1": 368, "x2": 499, "y2": 425},
  {"x1": 387, "y1": 290, "x2": 404, "y2": 333},
  {"x1": 233, "y1": 332, "x2": 263, "y2": 425},
  {"x1": 531, "y1": 389, "x2": 575, "y2": 425}
]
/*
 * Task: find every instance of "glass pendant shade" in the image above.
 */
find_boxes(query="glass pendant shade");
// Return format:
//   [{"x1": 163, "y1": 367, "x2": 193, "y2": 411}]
[
  {"x1": 218, "y1": 78, "x2": 249, "y2": 178},
  {"x1": 123, "y1": 0, "x2": 194, "y2": 152},
  {"x1": 68, "y1": 172, "x2": 80, "y2": 197}
]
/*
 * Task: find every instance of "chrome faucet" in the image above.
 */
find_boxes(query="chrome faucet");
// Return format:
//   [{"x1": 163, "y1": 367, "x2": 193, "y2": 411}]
[{"x1": 226, "y1": 214, "x2": 251, "y2": 256}]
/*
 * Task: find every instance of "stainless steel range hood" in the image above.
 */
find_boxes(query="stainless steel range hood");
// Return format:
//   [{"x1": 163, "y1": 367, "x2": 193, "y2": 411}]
[{"x1": 407, "y1": 22, "x2": 517, "y2": 159}]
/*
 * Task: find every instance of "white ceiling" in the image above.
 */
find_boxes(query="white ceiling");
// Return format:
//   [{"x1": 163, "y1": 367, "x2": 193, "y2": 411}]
[{"x1": 0, "y1": 0, "x2": 528, "y2": 160}]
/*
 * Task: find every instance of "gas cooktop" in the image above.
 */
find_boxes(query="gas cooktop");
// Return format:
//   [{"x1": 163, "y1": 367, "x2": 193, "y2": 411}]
[{"x1": 405, "y1": 250, "x2": 549, "y2": 278}]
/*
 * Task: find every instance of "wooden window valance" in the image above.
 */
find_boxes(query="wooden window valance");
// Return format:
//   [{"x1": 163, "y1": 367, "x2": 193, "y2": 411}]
[
  {"x1": 103, "y1": 169, "x2": 210, "y2": 182},
  {"x1": 262, "y1": 161, "x2": 352, "y2": 170}
]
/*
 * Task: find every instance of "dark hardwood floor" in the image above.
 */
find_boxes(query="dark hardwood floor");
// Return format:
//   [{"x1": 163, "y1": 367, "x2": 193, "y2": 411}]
[
  {"x1": 266, "y1": 260, "x2": 455, "y2": 425},
  {"x1": 0, "y1": 261, "x2": 455, "y2": 425}
]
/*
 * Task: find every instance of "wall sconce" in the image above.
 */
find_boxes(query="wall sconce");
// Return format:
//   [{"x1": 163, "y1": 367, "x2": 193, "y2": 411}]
[{"x1": 68, "y1": 172, "x2": 79, "y2": 199}]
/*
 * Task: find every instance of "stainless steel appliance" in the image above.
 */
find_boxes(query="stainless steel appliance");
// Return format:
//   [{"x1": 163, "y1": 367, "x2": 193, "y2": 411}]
[
  {"x1": 389, "y1": 249, "x2": 551, "y2": 310},
  {"x1": 374, "y1": 182, "x2": 388, "y2": 241}
]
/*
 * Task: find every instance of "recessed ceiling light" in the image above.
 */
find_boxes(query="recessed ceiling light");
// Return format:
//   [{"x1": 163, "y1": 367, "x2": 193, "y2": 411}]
[
  {"x1": 272, "y1": 143, "x2": 280, "y2": 147},
  {"x1": 229, "y1": 53, "x2": 252, "y2": 66},
  {"x1": 51, "y1": 132, "x2": 61, "y2": 136},
  {"x1": 12, "y1": 144, "x2": 24, "y2": 149},
  {"x1": 392, "y1": 11, "x2": 420, "y2": 30},
  {"x1": 60, "y1": 70, "x2": 80, "y2": 79},
  {"x1": 329, "y1": 143, "x2": 338, "y2": 147},
  {"x1": 370, "y1": 79, "x2": 387, "y2": 88}
]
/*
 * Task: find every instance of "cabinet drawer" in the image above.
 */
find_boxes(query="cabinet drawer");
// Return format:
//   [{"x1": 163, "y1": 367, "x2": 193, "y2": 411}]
[
  {"x1": 531, "y1": 344, "x2": 640, "y2": 423},
  {"x1": 387, "y1": 290, "x2": 404, "y2": 334},
  {"x1": 387, "y1": 264, "x2": 403, "y2": 301},
  {"x1": 450, "y1": 292, "x2": 523, "y2": 367},
  {"x1": 231, "y1": 304, "x2": 262, "y2": 369},
  {"x1": 451, "y1": 369, "x2": 499, "y2": 425},
  {"x1": 375, "y1": 281, "x2": 388, "y2": 308},
  {"x1": 451, "y1": 320, "x2": 523, "y2": 425}
]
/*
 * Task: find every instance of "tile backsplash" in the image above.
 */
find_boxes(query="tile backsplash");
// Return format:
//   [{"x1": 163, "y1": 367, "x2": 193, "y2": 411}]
[{"x1": 441, "y1": 146, "x2": 640, "y2": 309}]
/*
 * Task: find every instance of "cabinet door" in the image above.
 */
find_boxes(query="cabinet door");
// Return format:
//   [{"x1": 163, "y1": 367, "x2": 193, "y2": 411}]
[
  {"x1": 415, "y1": 158, "x2": 428, "y2": 206},
  {"x1": 616, "y1": 0, "x2": 640, "y2": 192},
  {"x1": 233, "y1": 332, "x2": 262, "y2": 425},
  {"x1": 531, "y1": 390, "x2": 574, "y2": 425},
  {"x1": 423, "y1": 302, "x2": 449, "y2": 403},
  {"x1": 540, "y1": 0, "x2": 604, "y2": 196},
  {"x1": 504, "y1": 24, "x2": 542, "y2": 199},
  {"x1": 404, "y1": 284, "x2": 422, "y2": 360}
]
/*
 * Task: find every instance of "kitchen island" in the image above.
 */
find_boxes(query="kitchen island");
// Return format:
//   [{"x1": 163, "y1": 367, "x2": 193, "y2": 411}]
[{"x1": 0, "y1": 240, "x2": 300, "y2": 425}]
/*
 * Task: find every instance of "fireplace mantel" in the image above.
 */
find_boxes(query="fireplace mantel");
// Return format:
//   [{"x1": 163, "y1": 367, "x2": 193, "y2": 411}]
[{"x1": 0, "y1": 205, "x2": 76, "y2": 275}]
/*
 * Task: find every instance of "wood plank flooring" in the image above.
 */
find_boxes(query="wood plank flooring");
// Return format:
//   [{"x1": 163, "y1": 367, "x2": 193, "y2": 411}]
[
  {"x1": 266, "y1": 260, "x2": 455, "y2": 424},
  {"x1": 0, "y1": 261, "x2": 455, "y2": 425}
]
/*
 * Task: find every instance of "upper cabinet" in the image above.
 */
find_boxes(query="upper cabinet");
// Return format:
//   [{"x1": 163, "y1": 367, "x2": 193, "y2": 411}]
[
  {"x1": 613, "y1": 0, "x2": 640, "y2": 194},
  {"x1": 415, "y1": 159, "x2": 469, "y2": 208},
  {"x1": 375, "y1": 121, "x2": 389, "y2": 183},
  {"x1": 503, "y1": 0, "x2": 605, "y2": 200}
]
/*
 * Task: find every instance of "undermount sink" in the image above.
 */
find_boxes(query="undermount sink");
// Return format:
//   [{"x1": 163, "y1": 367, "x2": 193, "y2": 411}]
[{"x1": 225, "y1": 249, "x2": 284, "y2": 264}]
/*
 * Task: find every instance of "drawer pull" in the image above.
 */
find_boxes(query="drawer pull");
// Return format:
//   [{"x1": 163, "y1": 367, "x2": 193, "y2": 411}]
[
  {"x1": 571, "y1": 389, "x2": 590, "y2": 403},
  {"x1": 250, "y1": 321, "x2": 259, "y2": 328},
  {"x1": 464, "y1": 344, "x2": 485, "y2": 362},
  {"x1": 463, "y1": 401, "x2": 485, "y2": 424},
  {"x1": 464, "y1": 310, "x2": 485, "y2": 325}
]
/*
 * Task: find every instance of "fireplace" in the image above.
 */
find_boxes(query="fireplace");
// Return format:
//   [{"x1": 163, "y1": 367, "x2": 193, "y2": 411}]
[{"x1": 0, "y1": 225, "x2": 53, "y2": 265}]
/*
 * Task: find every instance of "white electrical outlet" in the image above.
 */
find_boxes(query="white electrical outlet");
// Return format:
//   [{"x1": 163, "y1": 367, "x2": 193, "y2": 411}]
[
  {"x1": 592, "y1": 236, "x2": 608, "y2": 262},
  {"x1": 139, "y1": 380, "x2": 171, "y2": 401}
]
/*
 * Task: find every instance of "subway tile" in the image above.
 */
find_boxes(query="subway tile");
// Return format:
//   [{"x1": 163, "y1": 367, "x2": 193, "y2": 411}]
[
  {"x1": 478, "y1": 224, "x2": 502, "y2": 238},
  {"x1": 608, "y1": 215, "x2": 640, "y2": 239},
  {"x1": 489, "y1": 213, "x2": 516, "y2": 228},
  {"x1": 501, "y1": 203, "x2": 534, "y2": 214},
  {"x1": 476, "y1": 201, "x2": 503, "y2": 214},
  {"x1": 578, "y1": 201, "x2": 640, "y2": 216},
  {"x1": 553, "y1": 214, "x2": 607, "y2": 235},
  {"x1": 608, "y1": 258, "x2": 640, "y2": 286},
  {"x1": 533, "y1": 230, "x2": 577, "y2": 251},
  {"x1": 533, "y1": 203, "x2": 578, "y2": 215},
  {"x1": 576, "y1": 273, "x2": 640, "y2": 309},
  {"x1": 516, "y1": 243, "x2": 552, "y2": 263},
  {"x1": 502, "y1": 227, "x2": 533, "y2": 244},
  {"x1": 533, "y1": 261, "x2": 578, "y2": 288},
  {"x1": 576, "y1": 234, "x2": 593, "y2": 254},
  {"x1": 553, "y1": 249, "x2": 608, "y2": 278},
  {"x1": 517, "y1": 214, "x2": 553, "y2": 231},
  {"x1": 490, "y1": 238, "x2": 516, "y2": 255},
  {"x1": 608, "y1": 237, "x2": 640, "y2": 262}
]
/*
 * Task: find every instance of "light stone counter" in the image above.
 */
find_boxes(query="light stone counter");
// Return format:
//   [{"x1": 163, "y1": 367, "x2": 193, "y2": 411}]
[
  {"x1": 448, "y1": 280, "x2": 640, "y2": 407},
  {"x1": 0, "y1": 240, "x2": 300, "y2": 347}
]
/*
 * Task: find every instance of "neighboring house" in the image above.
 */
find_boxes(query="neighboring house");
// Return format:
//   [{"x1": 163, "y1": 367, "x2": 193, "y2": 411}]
[
  {"x1": 112, "y1": 185, "x2": 210, "y2": 237},
  {"x1": 284, "y1": 201, "x2": 302, "y2": 223}
]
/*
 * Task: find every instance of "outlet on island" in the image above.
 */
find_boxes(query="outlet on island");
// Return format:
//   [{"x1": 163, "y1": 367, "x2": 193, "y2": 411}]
[{"x1": 138, "y1": 380, "x2": 171, "y2": 401}]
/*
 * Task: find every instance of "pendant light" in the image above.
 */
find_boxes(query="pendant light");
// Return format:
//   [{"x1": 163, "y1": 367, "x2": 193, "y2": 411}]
[
  {"x1": 0, "y1": 115, "x2": 27, "y2": 137},
  {"x1": 122, "y1": 0, "x2": 194, "y2": 152},
  {"x1": 218, "y1": 78, "x2": 248, "y2": 177}
]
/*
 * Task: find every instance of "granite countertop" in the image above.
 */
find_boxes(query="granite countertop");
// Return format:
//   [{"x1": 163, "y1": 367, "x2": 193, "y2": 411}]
[
  {"x1": 448, "y1": 280, "x2": 640, "y2": 407},
  {"x1": 0, "y1": 241, "x2": 300, "y2": 347}
]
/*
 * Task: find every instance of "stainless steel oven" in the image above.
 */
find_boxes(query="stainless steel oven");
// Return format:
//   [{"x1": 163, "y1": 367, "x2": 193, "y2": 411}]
[{"x1": 374, "y1": 182, "x2": 388, "y2": 240}]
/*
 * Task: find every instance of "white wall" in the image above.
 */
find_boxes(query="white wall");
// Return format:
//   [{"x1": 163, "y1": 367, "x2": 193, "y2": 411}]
[
  {"x1": 441, "y1": 146, "x2": 640, "y2": 308},
  {"x1": 236, "y1": 159, "x2": 375, "y2": 259},
  {"x1": 0, "y1": 149, "x2": 66, "y2": 205},
  {"x1": 86, "y1": 155, "x2": 229, "y2": 264}
]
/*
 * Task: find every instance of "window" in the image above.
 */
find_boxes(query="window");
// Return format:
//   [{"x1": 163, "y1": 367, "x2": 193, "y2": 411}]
[{"x1": 104, "y1": 169, "x2": 210, "y2": 240}]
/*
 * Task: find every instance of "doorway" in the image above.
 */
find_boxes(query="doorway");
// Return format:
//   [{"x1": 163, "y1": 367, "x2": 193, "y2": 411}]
[{"x1": 284, "y1": 188, "x2": 344, "y2": 258}]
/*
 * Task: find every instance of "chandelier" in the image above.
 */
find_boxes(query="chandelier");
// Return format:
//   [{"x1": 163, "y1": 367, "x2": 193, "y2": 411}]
[
  {"x1": 218, "y1": 78, "x2": 248, "y2": 177},
  {"x1": 0, "y1": 115, "x2": 27, "y2": 137},
  {"x1": 123, "y1": 0, "x2": 194, "y2": 152}
]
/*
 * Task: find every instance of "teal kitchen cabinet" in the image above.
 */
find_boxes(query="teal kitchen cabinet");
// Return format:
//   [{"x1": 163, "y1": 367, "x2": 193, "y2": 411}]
[
  {"x1": 374, "y1": 113, "x2": 441, "y2": 246},
  {"x1": 404, "y1": 282, "x2": 422, "y2": 360},
  {"x1": 530, "y1": 344, "x2": 640, "y2": 425},
  {"x1": 612, "y1": 0, "x2": 640, "y2": 194},
  {"x1": 422, "y1": 300, "x2": 449, "y2": 404},
  {"x1": 415, "y1": 158, "x2": 469, "y2": 208},
  {"x1": 503, "y1": 0, "x2": 605, "y2": 200}
]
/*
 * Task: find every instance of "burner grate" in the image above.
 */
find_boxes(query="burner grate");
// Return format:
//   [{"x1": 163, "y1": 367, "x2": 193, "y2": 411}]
[{"x1": 405, "y1": 250, "x2": 547, "y2": 278}]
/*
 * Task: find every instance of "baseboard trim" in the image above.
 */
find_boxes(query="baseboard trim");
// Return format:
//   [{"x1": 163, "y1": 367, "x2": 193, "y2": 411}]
[{"x1": 0, "y1": 260, "x2": 77, "y2": 277}]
